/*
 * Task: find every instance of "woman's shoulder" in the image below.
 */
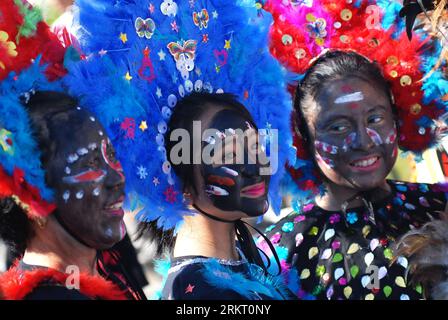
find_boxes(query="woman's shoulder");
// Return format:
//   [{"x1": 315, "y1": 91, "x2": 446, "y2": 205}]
[
  {"x1": 388, "y1": 180, "x2": 448, "y2": 213},
  {"x1": 162, "y1": 256, "x2": 252, "y2": 300}
]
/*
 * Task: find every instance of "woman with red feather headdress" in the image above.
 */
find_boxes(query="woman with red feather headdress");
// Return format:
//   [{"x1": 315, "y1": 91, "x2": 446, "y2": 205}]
[{"x1": 259, "y1": 0, "x2": 448, "y2": 300}]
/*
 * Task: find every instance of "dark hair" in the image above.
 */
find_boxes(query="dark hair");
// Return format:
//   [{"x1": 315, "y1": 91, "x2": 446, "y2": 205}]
[
  {"x1": 138, "y1": 92, "x2": 254, "y2": 256},
  {"x1": 0, "y1": 91, "x2": 78, "y2": 258},
  {"x1": 294, "y1": 50, "x2": 396, "y2": 152}
]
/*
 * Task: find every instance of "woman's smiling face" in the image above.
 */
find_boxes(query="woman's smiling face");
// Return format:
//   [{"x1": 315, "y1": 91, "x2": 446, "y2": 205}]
[
  {"x1": 303, "y1": 77, "x2": 398, "y2": 191},
  {"x1": 45, "y1": 109, "x2": 126, "y2": 249}
]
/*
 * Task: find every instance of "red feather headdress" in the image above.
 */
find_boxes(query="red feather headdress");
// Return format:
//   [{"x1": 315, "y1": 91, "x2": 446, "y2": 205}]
[{"x1": 264, "y1": 0, "x2": 446, "y2": 194}]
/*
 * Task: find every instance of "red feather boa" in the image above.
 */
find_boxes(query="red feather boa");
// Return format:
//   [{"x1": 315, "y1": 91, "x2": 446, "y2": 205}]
[{"x1": 0, "y1": 264, "x2": 128, "y2": 300}]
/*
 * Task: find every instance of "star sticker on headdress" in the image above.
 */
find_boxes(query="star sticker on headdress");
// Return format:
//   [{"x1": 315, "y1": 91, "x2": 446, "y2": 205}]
[
  {"x1": 224, "y1": 39, "x2": 231, "y2": 50},
  {"x1": 119, "y1": 32, "x2": 128, "y2": 43},
  {"x1": 137, "y1": 165, "x2": 148, "y2": 179},
  {"x1": 149, "y1": 3, "x2": 155, "y2": 13},
  {"x1": 164, "y1": 186, "x2": 179, "y2": 204},
  {"x1": 158, "y1": 49, "x2": 166, "y2": 61},
  {"x1": 202, "y1": 34, "x2": 209, "y2": 43},
  {"x1": 195, "y1": 67, "x2": 202, "y2": 76},
  {"x1": 171, "y1": 72, "x2": 178, "y2": 83},
  {"x1": 185, "y1": 284, "x2": 195, "y2": 294},
  {"x1": 171, "y1": 21, "x2": 179, "y2": 33},
  {"x1": 212, "y1": 10, "x2": 218, "y2": 19},
  {"x1": 124, "y1": 72, "x2": 132, "y2": 81},
  {"x1": 98, "y1": 49, "x2": 107, "y2": 56},
  {"x1": 153, "y1": 177, "x2": 160, "y2": 186},
  {"x1": 215, "y1": 64, "x2": 221, "y2": 73},
  {"x1": 139, "y1": 120, "x2": 148, "y2": 132},
  {"x1": 156, "y1": 87, "x2": 162, "y2": 98}
]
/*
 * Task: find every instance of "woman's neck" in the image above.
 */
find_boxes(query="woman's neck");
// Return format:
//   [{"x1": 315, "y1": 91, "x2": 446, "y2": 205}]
[
  {"x1": 173, "y1": 213, "x2": 239, "y2": 261},
  {"x1": 23, "y1": 216, "x2": 98, "y2": 275},
  {"x1": 315, "y1": 180, "x2": 391, "y2": 211}
]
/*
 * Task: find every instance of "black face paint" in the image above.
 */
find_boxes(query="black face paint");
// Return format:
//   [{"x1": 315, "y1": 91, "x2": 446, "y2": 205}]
[
  {"x1": 307, "y1": 78, "x2": 398, "y2": 191},
  {"x1": 46, "y1": 110, "x2": 126, "y2": 249},
  {"x1": 198, "y1": 109, "x2": 270, "y2": 217}
]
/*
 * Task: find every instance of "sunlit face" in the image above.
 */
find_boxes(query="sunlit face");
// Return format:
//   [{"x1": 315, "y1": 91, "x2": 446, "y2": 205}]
[
  {"x1": 303, "y1": 77, "x2": 398, "y2": 191},
  {"x1": 191, "y1": 108, "x2": 271, "y2": 221},
  {"x1": 45, "y1": 110, "x2": 126, "y2": 249}
]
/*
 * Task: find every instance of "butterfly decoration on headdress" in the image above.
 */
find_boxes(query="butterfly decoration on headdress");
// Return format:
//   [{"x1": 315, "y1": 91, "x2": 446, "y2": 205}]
[
  {"x1": 167, "y1": 40, "x2": 198, "y2": 80},
  {"x1": 135, "y1": 17, "x2": 156, "y2": 39},
  {"x1": 193, "y1": 9, "x2": 210, "y2": 30}
]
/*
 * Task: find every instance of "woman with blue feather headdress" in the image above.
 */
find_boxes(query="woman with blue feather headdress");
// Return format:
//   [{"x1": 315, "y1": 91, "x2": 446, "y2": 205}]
[
  {"x1": 67, "y1": 0, "x2": 305, "y2": 300},
  {"x1": 0, "y1": 0, "x2": 147, "y2": 300}
]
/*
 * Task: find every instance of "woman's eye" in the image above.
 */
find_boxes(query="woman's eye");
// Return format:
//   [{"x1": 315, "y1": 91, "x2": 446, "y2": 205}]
[
  {"x1": 369, "y1": 115, "x2": 383, "y2": 124},
  {"x1": 329, "y1": 124, "x2": 348, "y2": 133}
]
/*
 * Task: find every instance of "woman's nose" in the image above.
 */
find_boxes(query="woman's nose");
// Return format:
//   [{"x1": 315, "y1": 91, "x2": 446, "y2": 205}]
[{"x1": 352, "y1": 127, "x2": 375, "y2": 151}]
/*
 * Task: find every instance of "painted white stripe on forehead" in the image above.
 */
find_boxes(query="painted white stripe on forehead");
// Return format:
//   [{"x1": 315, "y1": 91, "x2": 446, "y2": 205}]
[{"x1": 334, "y1": 92, "x2": 364, "y2": 104}]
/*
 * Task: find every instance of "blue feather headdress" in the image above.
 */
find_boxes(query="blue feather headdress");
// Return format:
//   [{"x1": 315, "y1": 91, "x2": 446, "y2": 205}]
[
  {"x1": 0, "y1": 58, "x2": 63, "y2": 217},
  {"x1": 67, "y1": 0, "x2": 294, "y2": 231}
]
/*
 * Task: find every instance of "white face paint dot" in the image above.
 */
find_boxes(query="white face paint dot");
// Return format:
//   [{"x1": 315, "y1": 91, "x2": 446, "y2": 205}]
[
  {"x1": 226, "y1": 128, "x2": 236, "y2": 135},
  {"x1": 77, "y1": 148, "x2": 89, "y2": 156},
  {"x1": 93, "y1": 187, "x2": 100, "y2": 197},
  {"x1": 88, "y1": 143, "x2": 97, "y2": 150},
  {"x1": 76, "y1": 107, "x2": 81, "y2": 110},
  {"x1": 76, "y1": 190, "x2": 84, "y2": 199},
  {"x1": 203, "y1": 136, "x2": 216, "y2": 145},
  {"x1": 63, "y1": 191, "x2": 70, "y2": 203},
  {"x1": 98, "y1": 130, "x2": 104, "y2": 136},
  {"x1": 216, "y1": 88, "x2": 224, "y2": 94},
  {"x1": 67, "y1": 154, "x2": 79, "y2": 164},
  {"x1": 65, "y1": 167, "x2": 71, "y2": 175},
  {"x1": 90, "y1": 116, "x2": 96, "y2": 122}
]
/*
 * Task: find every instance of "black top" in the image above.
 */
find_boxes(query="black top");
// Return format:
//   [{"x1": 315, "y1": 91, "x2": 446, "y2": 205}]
[
  {"x1": 19, "y1": 261, "x2": 90, "y2": 300},
  {"x1": 161, "y1": 255, "x2": 296, "y2": 300},
  {"x1": 264, "y1": 180, "x2": 447, "y2": 300}
]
